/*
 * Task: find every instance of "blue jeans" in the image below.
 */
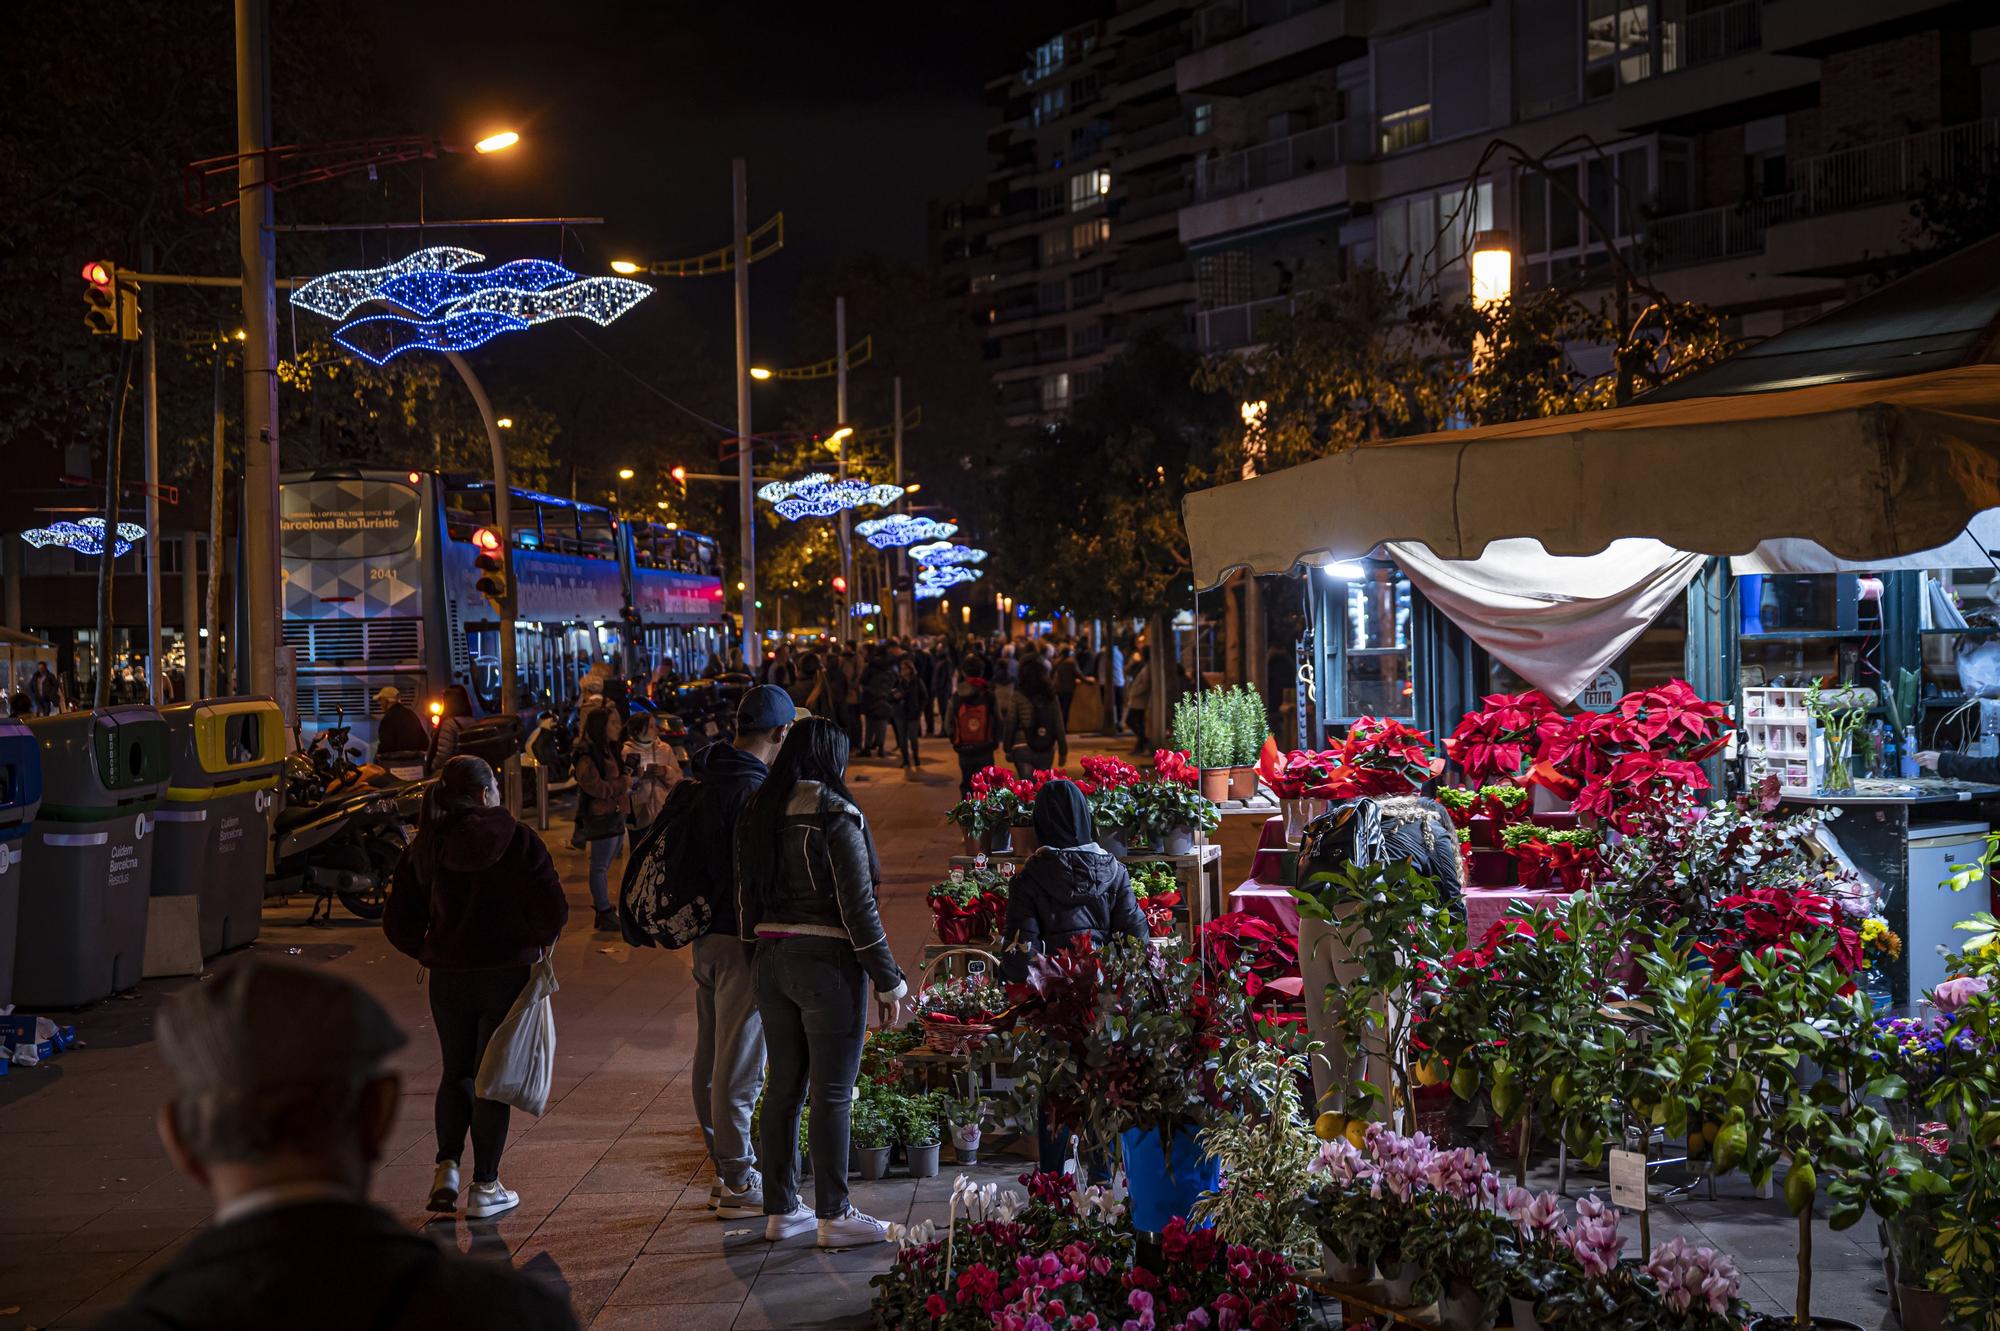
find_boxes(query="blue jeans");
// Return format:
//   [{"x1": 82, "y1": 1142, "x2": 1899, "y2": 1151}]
[
  {"x1": 754, "y1": 935, "x2": 868, "y2": 1218},
  {"x1": 587, "y1": 835, "x2": 620, "y2": 912}
]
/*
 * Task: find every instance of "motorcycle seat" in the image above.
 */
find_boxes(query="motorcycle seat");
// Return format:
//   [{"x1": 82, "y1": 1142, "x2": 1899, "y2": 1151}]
[{"x1": 274, "y1": 803, "x2": 323, "y2": 833}]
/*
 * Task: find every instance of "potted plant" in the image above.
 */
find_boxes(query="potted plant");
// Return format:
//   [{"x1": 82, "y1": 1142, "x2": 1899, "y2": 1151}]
[
  {"x1": 1077, "y1": 754, "x2": 1142, "y2": 855},
  {"x1": 849, "y1": 1096, "x2": 894, "y2": 1181},
  {"x1": 1446, "y1": 691, "x2": 1561, "y2": 786},
  {"x1": 1303, "y1": 1138, "x2": 1384, "y2": 1283},
  {"x1": 999, "y1": 935, "x2": 1243, "y2": 1232},
  {"x1": 1007, "y1": 768, "x2": 1059, "y2": 854},
  {"x1": 1172, "y1": 690, "x2": 1239, "y2": 803},
  {"x1": 891, "y1": 1089, "x2": 943, "y2": 1178},
  {"x1": 1129, "y1": 761, "x2": 1220, "y2": 854},
  {"x1": 1400, "y1": 1154, "x2": 1512, "y2": 1331},
  {"x1": 916, "y1": 972, "x2": 1005, "y2": 1055},
  {"x1": 946, "y1": 766, "x2": 1020, "y2": 854},
  {"x1": 1264, "y1": 747, "x2": 1345, "y2": 841},
  {"x1": 1225, "y1": 684, "x2": 1269, "y2": 799},
  {"x1": 926, "y1": 867, "x2": 1005, "y2": 945},
  {"x1": 1189, "y1": 1043, "x2": 1320, "y2": 1265},
  {"x1": 1130, "y1": 861, "x2": 1183, "y2": 939},
  {"x1": 944, "y1": 1091, "x2": 983, "y2": 1163}
]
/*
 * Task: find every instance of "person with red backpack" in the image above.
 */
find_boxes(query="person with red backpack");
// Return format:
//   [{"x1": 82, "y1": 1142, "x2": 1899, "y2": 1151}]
[{"x1": 945, "y1": 656, "x2": 999, "y2": 798}]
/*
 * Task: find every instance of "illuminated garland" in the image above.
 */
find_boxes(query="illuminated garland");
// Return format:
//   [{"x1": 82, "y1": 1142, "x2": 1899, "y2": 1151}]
[
  {"x1": 291, "y1": 247, "x2": 481, "y2": 319},
  {"x1": 855, "y1": 514, "x2": 957, "y2": 549},
  {"x1": 849, "y1": 601, "x2": 882, "y2": 617},
  {"x1": 23, "y1": 518, "x2": 147, "y2": 558},
  {"x1": 908, "y1": 541, "x2": 988, "y2": 568},
  {"x1": 756, "y1": 472, "x2": 904, "y2": 521},
  {"x1": 917, "y1": 564, "x2": 983, "y2": 590},
  {"x1": 914, "y1": 583, "x2": 947, "y2": 600},
  {"x1": 292, "y1": 249, "x2": 652, "y2": 365}
]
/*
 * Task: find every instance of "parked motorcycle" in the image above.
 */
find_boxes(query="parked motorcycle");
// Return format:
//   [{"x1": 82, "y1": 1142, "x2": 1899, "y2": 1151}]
[{"x1": 272, "y1": 712, "x2": 428, "y2": 922}]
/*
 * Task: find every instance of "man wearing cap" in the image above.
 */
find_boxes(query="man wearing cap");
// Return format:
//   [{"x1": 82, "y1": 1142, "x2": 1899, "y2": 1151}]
[
  {"x1": 92, "y1": 960, "x2": 575, "y2": 1331},
  {"x1": 373, "y1": 685, "x2": 430, "y2": 759},
  {"x1": 684, "y1": 684, "x2": 793, "y2": 1221}
]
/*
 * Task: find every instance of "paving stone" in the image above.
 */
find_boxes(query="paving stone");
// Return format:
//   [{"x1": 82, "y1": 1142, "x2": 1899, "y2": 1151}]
[{"x1": 605, "y1": 1250, "x2": 766, "y2": 1305}]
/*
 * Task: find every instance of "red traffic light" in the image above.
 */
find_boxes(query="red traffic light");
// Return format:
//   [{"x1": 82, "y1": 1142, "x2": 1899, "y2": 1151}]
[
  {"x1": 670, "y1": 465, "x2": 687, "y2": 484},
  {"x1": 81, "y1": 261, "x2": 114, "y2": 289},
  {"x1": 831, "y1": 575, "x2": 848, "y2": 595},
  {"x1": 471, "y1": 526, "x2": 501, "y2": 554}
]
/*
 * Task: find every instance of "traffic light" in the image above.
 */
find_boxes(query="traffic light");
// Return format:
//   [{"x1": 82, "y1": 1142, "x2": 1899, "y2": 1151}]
[
  {"x1": 831, "y1": 575, "x2": 848, "y2": 595},
  {"x1": 82, "y1": 261, "x2": 117, "y2": 337},
  {"x1": 471, "y1": 526, "x2": 508, "y2": 613},
  {"x1": 621, "y1": 601, "x2": 642, "y2": 634}
]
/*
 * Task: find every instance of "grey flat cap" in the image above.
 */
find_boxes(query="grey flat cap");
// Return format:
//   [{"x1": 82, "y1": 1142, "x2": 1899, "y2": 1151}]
[{"x1": 158, "y1": 959, "x2": 407, "y2": 1100}]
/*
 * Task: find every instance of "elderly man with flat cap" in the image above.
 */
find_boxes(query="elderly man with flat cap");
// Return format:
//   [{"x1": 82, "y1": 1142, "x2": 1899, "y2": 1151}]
[{"x1": 90, "y1": 960, "x2": 576, "y2": 1331}]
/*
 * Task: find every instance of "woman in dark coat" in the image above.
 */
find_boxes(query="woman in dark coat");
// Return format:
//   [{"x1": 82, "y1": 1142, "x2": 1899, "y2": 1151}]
[
  {"x1": 999, "y1": 779, "x2": 1146, "y2": 1176},
  {"x1": 384, "y1": 755, "x2": 567, "y2": 1221}
]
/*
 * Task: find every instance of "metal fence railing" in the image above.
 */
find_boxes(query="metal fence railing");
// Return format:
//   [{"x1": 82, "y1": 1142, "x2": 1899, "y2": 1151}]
[{"x1": 1195, "y1": 122, "x2": 1345, "y2": 201}]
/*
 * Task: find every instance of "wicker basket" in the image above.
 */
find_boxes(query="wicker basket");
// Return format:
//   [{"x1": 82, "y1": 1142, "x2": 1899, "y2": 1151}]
[{"x1": 917, "y1": 946, "x2": 1003, "y2": 1055}]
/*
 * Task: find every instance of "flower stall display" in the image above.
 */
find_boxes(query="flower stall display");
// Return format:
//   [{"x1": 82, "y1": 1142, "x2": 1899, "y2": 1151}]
[
  {"x1": 928, "y1": 866, "x2": 1009, "y2": 944},
  {"x1": 871, "y1": 1172, "x2": 1301, "y2": 1331},
  {"x1": 1172, "y1": 684, "x2": 1268, "y2": 801},
  {"x1": 1075, "y1": 755, "x2": 1142, "y2": 855},
  {"x1": 1127, "y1": 754, "x2": 1220, "y2": 853},
  {"x1": 1538, "y1": 681, "x2": 1732, "y2": 831},
  {"x1": 918, "y1": 972, "x2": 1007, "y2": 1055},
  {"x1": 1129, "y1": 861, "x2": 1183, "y2": 938}
]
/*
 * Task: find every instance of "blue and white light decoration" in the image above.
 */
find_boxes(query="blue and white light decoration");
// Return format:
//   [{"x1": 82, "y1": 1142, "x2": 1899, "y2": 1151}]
[
  {"x1": 908, "y1": 541, "x2": 988, "y2": 569},
  {"x1": 917, "y1": 563, "x2": 983, "y2": 591},
  {"x1": 290, "y1": 247, "x2": 651, "y2": 366},
  {"x1": 756, "y1": 473, "x2": 904, "y2": 522},
  {"x1": 849, "y1": 601, "x2": 882, "y2": 618},
  {"x1": 22, "y1": 518, "x2": 147, "y2": 558},
  {"x1": 854, "y1": 514, "x2": 957, "y2": 549},
  {"x1": 914, "y1": 583, "x2": 948, "y2": 600}
]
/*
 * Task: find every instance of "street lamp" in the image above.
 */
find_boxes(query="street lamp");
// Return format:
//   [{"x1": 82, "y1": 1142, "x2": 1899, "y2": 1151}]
[
  {"x1": 1470, "y1": 230, "x2": 1514, "y2": 309},
  {"x1": 474, "y1": 130, "x2": 520, "y2": 154},
  {"x1": 617, "y1": 468, "x2": 635, "y2": 480},
  {"x1": 609, "y1": 260, "x2": 641, "y2": 275},
  {"x1": 749, "y1": 366, "x2": 773, "y2": 380},
  {"x1": 496, "y1": 416, "x2": 514, "y2": 429}
]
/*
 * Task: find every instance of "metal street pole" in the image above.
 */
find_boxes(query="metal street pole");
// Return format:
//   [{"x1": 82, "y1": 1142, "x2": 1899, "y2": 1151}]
[
  {"x1": 204, "y1": 335, "x2": 226, "y2": 699},
  {"x1": 234, "y1": 0, "x2": 281, "y2": 704},
  {"x1": 141, "y1": 247, "x2": 164, "y2": 703},
  {"x1": 892, "y1": 375, "x2": 911, "y2": 638},
  {"x1": 732, "y1": 159, "x2": 760, "y2": 669},
  {"x1": 835, "y1": 296, "x2": 851, "y2": 646},
  {"x1": 442, "y1": 351, "x2": 514, "y2": 718}
]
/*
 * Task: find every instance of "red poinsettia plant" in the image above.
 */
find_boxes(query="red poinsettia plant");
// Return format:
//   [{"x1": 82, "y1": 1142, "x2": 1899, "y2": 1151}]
[
  {"x1": 1446, "y1": 691, "x2": 1563, "y2": 782},
  {"x1": 1695, "y1": 885, "x2": 1863, "y2": 989},
  {"x1": 1255, "y1": 719, "x2": 1438, "y2": 802},
  {"x1": 1544, "y1": 681, "x2": 1732, "y2": 831},
  {"x1": 1198, "y1": 913, "x2": 1301, "y2": 1003},
  {"x1": 1258, "y1": 742, "x2": 1345, "y2": 799}
]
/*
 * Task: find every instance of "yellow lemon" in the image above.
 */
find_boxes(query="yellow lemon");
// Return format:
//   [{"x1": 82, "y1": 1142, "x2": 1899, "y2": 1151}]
[
  {"x1": 1314, "y1": 1111, "x2": 1348, "y2": 1142},
  {"x1": 1344, "y1": 1119, "x2": 1369, "y2": 1150},
  {"x1": 1414, "y1": 1058, "x2": 1446, "y2": 1088}
]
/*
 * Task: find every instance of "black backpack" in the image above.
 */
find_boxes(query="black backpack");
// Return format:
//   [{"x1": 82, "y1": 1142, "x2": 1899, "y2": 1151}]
[
  {"x1": 618, "y1": 777, "x2": 712, "y2": 948},
  {"x1": 1027, "y1": 698, "x2": 1060, "y2": 749},
  {"x1": 1298, "y1": 797, "x2": 1387, "y2": 881}
]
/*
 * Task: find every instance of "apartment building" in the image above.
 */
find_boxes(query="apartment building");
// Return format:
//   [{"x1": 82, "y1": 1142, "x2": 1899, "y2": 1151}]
[
  {"x1": 1181, "y1": 0, "x2": 2000, "y2": 355},
  {"x1": 934, "y1": 3, "x2": 1215, "y2": 429}
]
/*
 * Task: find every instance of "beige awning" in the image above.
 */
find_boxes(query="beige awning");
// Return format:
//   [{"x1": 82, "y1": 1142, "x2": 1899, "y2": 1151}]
[{"x1": 1183, "y1": 363, "x2": 2000, "y2": 590}]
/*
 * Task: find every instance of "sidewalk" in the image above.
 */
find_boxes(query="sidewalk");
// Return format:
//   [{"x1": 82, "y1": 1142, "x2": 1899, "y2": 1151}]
[{"x1": 0, "y1": 739, "x2": 1005, "y2": 1331}]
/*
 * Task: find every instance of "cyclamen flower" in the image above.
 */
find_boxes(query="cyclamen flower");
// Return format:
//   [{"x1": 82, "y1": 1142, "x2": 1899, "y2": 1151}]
[
  {"x1": 1565, "y1": 1193, "x2": 1624, "y2": 1277},
  {"x1": 1933, "y1": 975, "x2": 1990, "y2": 1013},
  {"x1": 1502, "y1": 1186, "x2": 1565, "y2": 1236},
  {"x1": 1309, "y1": 1138, "x2": 1371, "y2": 1185}
]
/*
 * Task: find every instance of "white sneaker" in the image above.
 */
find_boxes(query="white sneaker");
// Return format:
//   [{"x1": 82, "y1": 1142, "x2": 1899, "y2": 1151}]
[
  {"x1": 464, "y1": 1181, "x2": 520, "y2": 1219},
  {"x1": 817, "y1": 1205, "x2": 889, "y2": 1248},
  {"x1": 427, "y1": 1161, "x2": 460, "y2": 1214},
  {"x1": 715, "y1": 1172, "x2": 764, "y2": 1220},
  {"x1": 706, "y1": 1179, "x2": 722, "y2": 1211},
  {"x1": 764, "y1": 1200, "x2": 815, "y2": 1241}
]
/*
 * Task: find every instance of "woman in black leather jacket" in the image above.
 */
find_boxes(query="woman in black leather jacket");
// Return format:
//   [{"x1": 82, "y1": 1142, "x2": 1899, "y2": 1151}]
[
  {"x1": 735, "y1": 717, "x2": 907, "y2": 1248},
  {"x1": 1000, "y1": 778, "x2": 1145, "y2": 1175}
]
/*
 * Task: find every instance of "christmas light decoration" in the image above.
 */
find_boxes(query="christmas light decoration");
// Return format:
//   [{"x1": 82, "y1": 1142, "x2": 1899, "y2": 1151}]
[
  {"x1": 849, "y1": 601, "x2": 882, "y2": 617},
  {"x1": 917, "y1": 564, "x2": 983, "y2": 590},
  {"x1": 293, "y1": 249, "x2": 652, "y2": 365},
  {"x1": 914, "y1": 582, "x2": 947, "y2": 600},
  {"x1": 291, "y1": 247, "x2": 481, "y2": 319},
  {"x1": 855, "y1": 514, "x2": 957, "y2": 549},
  {"x1": 908, "y1": 541, "x2": 988, "y2": 568},
  {"x1": 22, "y1": 518, "x2": 147, "y2": 558},
  {"x1": 756, "y1": 473, "x2": 904, "y2": 522}
]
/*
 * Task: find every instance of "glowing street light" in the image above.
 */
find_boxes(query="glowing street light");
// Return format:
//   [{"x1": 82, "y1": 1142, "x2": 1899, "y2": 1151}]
[
  {"x1": 496, "y1": 417, "x2": 514, "y2": 429},
  {"x1": 1470, "y1": 230, "x2": 1514, "y2": 309},
  {"x1": 609, "y1": 260, "x2": 642, "y2": 275},
  {"x1": 473, "y1": 130, "x2": 521, "y2": 154},
  {"x1": 617, "y1": 467, "x2": 636, "y2": 480},
  {"x1": 749, "y1": 366, "x2": 773, "y2": 380}
]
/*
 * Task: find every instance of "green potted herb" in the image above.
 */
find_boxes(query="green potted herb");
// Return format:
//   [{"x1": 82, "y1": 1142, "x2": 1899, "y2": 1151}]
[
  {"x1": 849, "y1": 1096, "x2": 894, "y2": 1181},
  {"x1": 1172, "y1": 690, "x2": 1238, "y2": 803},
  {"x1": 1226, "y1": 684, "x2": 1270, "y2": 800},
  {"x1": 892, "y1": 1089, "x2": 944, "y2": 1178}
]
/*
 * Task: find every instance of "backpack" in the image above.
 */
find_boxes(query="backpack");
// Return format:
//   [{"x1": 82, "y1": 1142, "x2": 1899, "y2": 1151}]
[
  {"x1": 953, "y1": 695, "x2": 994, "y2": 750},
  {"x1": 618, "y1": 778, "x2": 712, "y2": 948},
  {"x1": 1025, "y1": 698, "x2": 1060, "y2": 751},
  {"x1": 1297, "y1": 797, "x2": 1386, "y2": 882}
]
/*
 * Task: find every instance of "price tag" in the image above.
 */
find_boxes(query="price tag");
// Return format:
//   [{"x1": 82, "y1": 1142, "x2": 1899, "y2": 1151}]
[{"x1": 1609, "y1": 1149, "x2": 1648, "y2": 1211}]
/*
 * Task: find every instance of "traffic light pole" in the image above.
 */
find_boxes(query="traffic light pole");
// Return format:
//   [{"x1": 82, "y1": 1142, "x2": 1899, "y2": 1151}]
[
  {"x1": 234, "y1": 0, "x2": 281, "y2": 706},
  {"x1": 443, "y1": 351, "x2": 515, "y2": 716},
  {"x1": 732, "y1": 159, "x2": 760, "y2": 670},
  {"x1": 141, "y1": 245, "x2": 164, "y2": 703},
  {"x1": 835, "y1": 296, "x2": 851, "y2": 646}
]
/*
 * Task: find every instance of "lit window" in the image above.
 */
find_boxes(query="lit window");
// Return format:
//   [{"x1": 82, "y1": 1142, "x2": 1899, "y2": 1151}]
[
  {"x1": 1069, "y1": 169, "x2": 1111, "y2": 211},
  {"x1": 1193, "y1": 103, "x2": 1213, "y2": 136},
  {"x1": 1039, "y1": 373, "x2": 1071, "y2": 411},
  {"x1": 1070, "y1": 216, "x2": 1110, "y2": 254}
]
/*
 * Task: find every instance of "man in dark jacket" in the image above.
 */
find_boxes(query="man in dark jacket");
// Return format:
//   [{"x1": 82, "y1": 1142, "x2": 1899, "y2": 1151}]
[
  {"x1": 373, "y1": 686, "x2": 430, "y2": 758},
  {"x1": 859, "y1": 648, "x2": 896, "y2": 757},
  {"x1": 1916, "y1": 748, "x2": 2000, "y2": 784},
  {"x1": 91, "y1": 960, "x2": 575, "y2": 1331},
  {"x1": 999, "y1": 780, "x2": 1144, "y2": 1176},
  {"x1": 687, "y1": 685, "x2": 793, "y2": 1220},
  {"x1": 944, "y1": 661, "x2": 1000, "y2": 798}
]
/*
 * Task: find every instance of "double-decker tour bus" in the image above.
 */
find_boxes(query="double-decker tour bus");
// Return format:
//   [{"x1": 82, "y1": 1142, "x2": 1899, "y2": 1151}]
[{"x1": 278, "y1": 467, "x2": 727, "y2": 743}]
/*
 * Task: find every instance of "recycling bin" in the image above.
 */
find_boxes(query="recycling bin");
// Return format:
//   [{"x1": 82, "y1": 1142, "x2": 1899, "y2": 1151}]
[
  {"x1": 14, "y1": 707, "x2": 169, "y2": 1007},
  {"x1": 0, "y1": 719, "x2": 45, "y2": 1011},
  {"x1": 158, "y1": 697, "x2": 285, "y2": 958}
]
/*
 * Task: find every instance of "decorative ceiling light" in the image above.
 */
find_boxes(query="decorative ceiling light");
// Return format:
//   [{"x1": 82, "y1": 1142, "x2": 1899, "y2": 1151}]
[
  {"x1": 908, "y1": 541, "x2": 988, "y2": 568},
  {"x1": 756, "y1": 472, "x2": 904, "y2": 521},
  {"x1": 292, "y1": 248, "x2": 651, "y2": 366},
  {"x1": 917, "y1": 564, "x2": 983, "y2": 590},
  {"x1": 23, "y1": 518, "x2": 147, "y2": 558},
  {"x1": 855, "y1": 514, "x2": 957, "y2": 549}
]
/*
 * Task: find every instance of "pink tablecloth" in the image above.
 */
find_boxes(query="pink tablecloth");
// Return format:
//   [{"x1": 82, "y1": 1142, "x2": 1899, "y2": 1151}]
[
  {"x1": 1462, "y1": 886, "x2": 1572, "y2": 943},
  {"x1": 1250, "y1": 815, "x2": 1290, "y2": 883},
  {"x1": 1229, "y1": 880, "x2": 1301, "y2": 936}
]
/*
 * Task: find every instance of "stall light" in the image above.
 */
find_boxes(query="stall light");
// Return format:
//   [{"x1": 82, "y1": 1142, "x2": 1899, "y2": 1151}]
[
  {"x1": 1470, "y1": 230, "x2": 1514, "y2": 309},
  {"x1": 1317, "y1": 561, "x2": 1369, "y2": 581}
]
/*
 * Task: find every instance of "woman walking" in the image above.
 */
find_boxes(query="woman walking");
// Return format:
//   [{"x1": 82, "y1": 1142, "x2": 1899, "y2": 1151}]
[
  {"x1": 573, "y1": 706, "x2": 631, "y2": 932},
  {"x1": 891, "y1": 655, "x2": 929, "y2": 770},
  {"x1": 427, "y1": 683, "x2": 476, "y2": 774},
  {"x1": 1006, "y1": 656, "x2": 1068, "y2": 777},
  {"x1": 385, "y1": 756, "x2": 567, "y2": 1220},
  {"x1": 999, "y1": 778, "x2": 1145, "y2": 1176},
  {"x1": 736, "y1": 718, "x2": 907, "y2": 1248}
]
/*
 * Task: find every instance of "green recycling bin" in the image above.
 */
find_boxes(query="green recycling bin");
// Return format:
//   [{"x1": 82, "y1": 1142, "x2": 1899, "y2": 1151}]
[
  {"x1": 14, "y1": 706, "x2": 170, "y2": 1007},
  {"x1": 0, "y1": 718, "x2": 45, "y2": 1011},
  {"x1": 158, "y1": 697, "x2": 285, "y2": 958}
]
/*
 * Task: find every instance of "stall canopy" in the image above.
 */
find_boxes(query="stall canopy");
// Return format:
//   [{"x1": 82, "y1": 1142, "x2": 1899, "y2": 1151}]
[{"x1": 1184, "y1": 236, "x2": 2000, "y2": 701}]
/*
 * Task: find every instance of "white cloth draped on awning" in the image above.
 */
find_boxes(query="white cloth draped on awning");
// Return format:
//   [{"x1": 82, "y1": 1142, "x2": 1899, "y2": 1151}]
[{"x1": 1388, "y1": 539, "x2": 1708, "y2": 704}]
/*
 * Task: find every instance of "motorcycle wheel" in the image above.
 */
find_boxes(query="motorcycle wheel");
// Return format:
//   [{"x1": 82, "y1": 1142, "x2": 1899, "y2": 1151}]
[{"x1": 337, "y1": 825, "x2": 408, "y2": 920}]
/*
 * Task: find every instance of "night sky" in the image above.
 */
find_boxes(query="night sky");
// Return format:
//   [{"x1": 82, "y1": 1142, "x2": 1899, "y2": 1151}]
[{"x1": 357, "y1": 0, "x2": 1089, "y2": 354}]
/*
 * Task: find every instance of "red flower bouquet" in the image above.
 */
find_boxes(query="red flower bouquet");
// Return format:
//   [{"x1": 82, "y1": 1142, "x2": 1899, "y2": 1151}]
[
  {"x1": 929, "y1": 867, "x2": 1008, "y2": 944},
  {"x1": 1152, "y1": 748, "x2": 1201, "y2": 789},
  {"x1": 1447, "y1": 691, "x2": 1561, "y2": 782},
  {"x1": 1695, "y1": 885, "x2": 1862, "y2": 988}
]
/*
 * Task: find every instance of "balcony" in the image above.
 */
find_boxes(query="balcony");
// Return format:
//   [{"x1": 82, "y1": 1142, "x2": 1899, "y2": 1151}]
[
  {"x1": 1122, "y1": 183, "x2": 1192, "y2": 223},
  {"x1": 1195, "y1": 121, "x2": 1346, "y2": 201},
  {"x1": 1628, "y1": 119, "x2": 2000, "y2": 271},
  {"x1": 1613, "y1": 1, "x2": 1816, "y2": 133},
  {"x1": 1196, "y1": 296, "x2": 1295, "y2": 352},
  {"x1": 1192, "y1": 0, "x2": 1328, "y2": 49},
  {"x1": 1658, "y1": 0, "x2": 1762, "y2": 73},
  {"x1": 1179, "y1": 0, "x2": 1361, "y2": 97}
]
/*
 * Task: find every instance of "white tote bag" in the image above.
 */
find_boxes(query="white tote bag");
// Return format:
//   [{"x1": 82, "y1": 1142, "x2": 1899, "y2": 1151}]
[{"x1": 474, "y1": 951, "x2": 559, "y2": 1115}]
